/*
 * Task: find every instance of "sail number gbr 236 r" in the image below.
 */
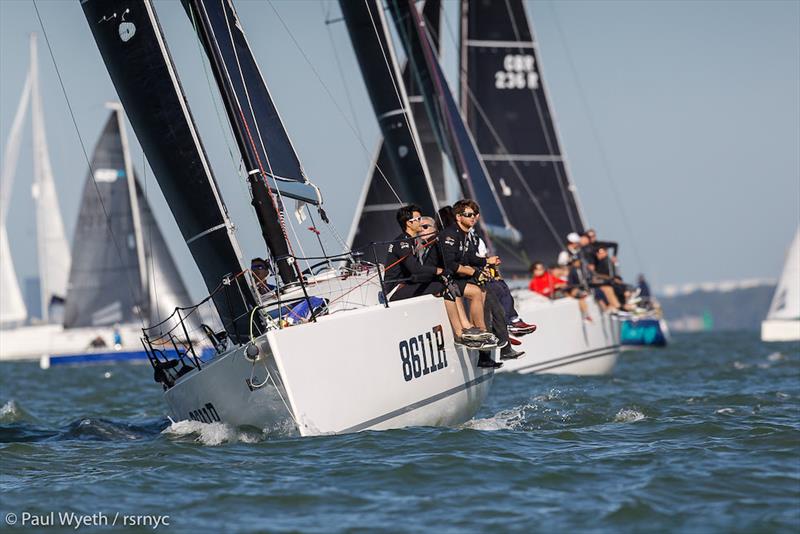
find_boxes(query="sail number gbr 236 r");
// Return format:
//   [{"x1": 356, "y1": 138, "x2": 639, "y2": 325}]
[{"x1": 399, "y1": 325, "x2": 447, "y2": 382}]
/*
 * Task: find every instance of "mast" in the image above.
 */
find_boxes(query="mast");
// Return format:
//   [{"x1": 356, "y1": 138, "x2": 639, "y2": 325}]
[
  {"x1": 387, "y1": 0, "x2": 519, "y2": 247},
  {"x1": 339, "y1": 0, "x2": 438, "y2": 219},
  {"x1": 184, "y1": 0, "x2": 321, "y2": 285},
  {"x1": 82, "y1": 0, "x2": 258, "y2": 342},
  {"x1": 30, "y1": 33, "x2": 71, "y2": 321},
  {"x1": 459, "y1": 0, "x2": 586, "y2": 273},
  {"x1": 110, "y1": 102, "x2": 148, "y2": 300}
]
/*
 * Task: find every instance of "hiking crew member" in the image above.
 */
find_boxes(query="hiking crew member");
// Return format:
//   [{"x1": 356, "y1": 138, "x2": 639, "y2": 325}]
[{"x1": 384, "y1": 205, "x2": 444, "y2": 301}]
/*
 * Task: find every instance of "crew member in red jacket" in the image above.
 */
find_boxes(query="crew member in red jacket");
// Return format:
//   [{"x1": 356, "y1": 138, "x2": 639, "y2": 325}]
[{"x1": 529, "y1": 262, "x2": 566, "y2": 297}]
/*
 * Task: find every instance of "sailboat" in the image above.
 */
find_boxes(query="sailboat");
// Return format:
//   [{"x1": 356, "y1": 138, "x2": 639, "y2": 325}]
[
  {"x1": 451, "y1": 0, "x2": 620, "y2": 374},
  {"x1": 0, "y1": 35, "x2": 197, "y2": 366},
  {"x1": 81, "y1": 0, "x2": 495, "y2": 436},
  {"x1": 761, "y1": 228, "x2": 800, "y2": 342},
  {"x1": 358, "y1": 0, "x2": 616, "y2": 374}
]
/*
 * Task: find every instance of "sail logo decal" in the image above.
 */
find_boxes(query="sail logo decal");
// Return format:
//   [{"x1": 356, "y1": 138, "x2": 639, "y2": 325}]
[
  {"x1": 119, "y1": 21, "x2": 136, "y2": 42},
  {"x1": 495, "y1": 54, "x2": 539, "y2": 90},
  {"x1": 97, "y1": 8, "x2": 135, "y2": 42},
  {"x1": 93, "y1": 168, "x2": 123, "y2": 183},
  {"x1": 399, "y1": 325, "x2": 447, "y2": 382}
]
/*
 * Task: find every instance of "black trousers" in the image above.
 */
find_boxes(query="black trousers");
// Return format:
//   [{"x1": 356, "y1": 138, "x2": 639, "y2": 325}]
[
  {"x1": 389, "y1": 281, "x2": 445, "y2": 302},
  {"x1": 486, "y1": 279, "x2": 518, "y2": 323},
  {"x1": 483, "y1": 290, "x2": 509, "y2": 344}
]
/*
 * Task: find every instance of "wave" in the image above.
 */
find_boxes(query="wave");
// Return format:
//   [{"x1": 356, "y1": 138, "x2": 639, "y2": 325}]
[
  {"x1": 0, "y1": 400, "x2": 30, "y2": 423},
  {"x1": 461, "y1": 404, "x2": 533, "y2": 431},
  {"x1": 58, "y1": 417, "x2": 163, "y2": 441},
  {"x1": 613, "y1": 408, "x2": 646, "y2": 423},
  {"x1": 162, "y1": 419, "x2": 266, "y2": 446}
]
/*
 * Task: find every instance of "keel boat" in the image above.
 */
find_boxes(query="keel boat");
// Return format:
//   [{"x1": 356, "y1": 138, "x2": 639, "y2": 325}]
[{"x1": 82, "y1": 0, "x2": 495, "y2": 435}]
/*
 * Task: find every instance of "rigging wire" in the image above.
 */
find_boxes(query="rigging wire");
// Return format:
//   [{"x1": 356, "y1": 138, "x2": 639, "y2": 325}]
[
  {"x1": 264, "y1": 0, "x2": 405, "y2": 208},
  {"x1": 215, "y1": 1, "x2": 313, "y2": 277},
  {"x1": 32, "y1": 0, "x2": 147, "y2": 329},
  {"x1": 188, "y1": 5, "x2": 249, "y2": 184},
  {"x1": 545, "y1": 1, "x2": 647, "y2": 273}
]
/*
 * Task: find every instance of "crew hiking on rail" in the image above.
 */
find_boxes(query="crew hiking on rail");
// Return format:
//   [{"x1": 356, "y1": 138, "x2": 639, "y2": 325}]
[{"x1": 383, "y1": 200, "x2": 536, "y2": 369}]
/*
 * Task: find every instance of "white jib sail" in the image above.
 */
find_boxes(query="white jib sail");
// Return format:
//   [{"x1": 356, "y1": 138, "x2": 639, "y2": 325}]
[
  {"x1": 0, "y1": 72, "x2": 31, "y2": 326},
  {"x1": 30, "y1": 34, "x2": 71, "y2": 321},
  {"x1": 767, "y1": 228, "x2": 800, "y2": 321}
]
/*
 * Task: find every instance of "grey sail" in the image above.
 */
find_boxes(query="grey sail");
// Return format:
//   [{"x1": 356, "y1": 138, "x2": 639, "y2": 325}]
[
  {"x1": 63, "y1": 113, "x2": 195, "y2": 328},
  {"x1": 339, "y1": 0, "x2": 438, "y2": 252},
  {"x1": 82, "y1": 0, "x2": 257, "y2": 341},
  {"x1": 460, "y1": 0, "x2": 586, "y2": 274},
  {"x1": 64, "y1": 114, "x2": 146, "y2": 328}
]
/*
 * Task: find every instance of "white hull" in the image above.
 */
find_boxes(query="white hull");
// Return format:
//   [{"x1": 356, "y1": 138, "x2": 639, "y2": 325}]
[
  {"x1": 0, "y1": 322, "x2": 144, "y2": 362},
  {"x1": 501, "y1": 292, "x2": 620, "y2": 375},
  {"x1": 761, "y1": 319, "x2": 800, "y2": 342},
  {"x1": 161, "y1": 273, "x2": 494, "y2": 436}
]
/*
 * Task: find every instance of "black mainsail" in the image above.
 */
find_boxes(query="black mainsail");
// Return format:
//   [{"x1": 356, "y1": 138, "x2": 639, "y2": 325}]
[
  {"x1": 387, "y1": 0, "x2": 519, "y2": 247},
  {"x1": 459, "y1": 0, "x2": 585, "y2": 274},
  {"x1": 183, "y1": 0, "x2": 317, "y2": 284},
  {"x1": 64, "y1": 111, "x2": 194, "y2": 328},
  {"x1": 340, "y1": 0, "x2": 438, "y2": 252},
  {"x1": 81, "y1": 0, "x2": 256, "y2": 340}
]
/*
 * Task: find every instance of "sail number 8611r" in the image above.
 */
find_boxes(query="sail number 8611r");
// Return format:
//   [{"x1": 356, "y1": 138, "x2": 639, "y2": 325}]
[{"x1": 399, "y1": 325, "x2": 447, "y2": 382}]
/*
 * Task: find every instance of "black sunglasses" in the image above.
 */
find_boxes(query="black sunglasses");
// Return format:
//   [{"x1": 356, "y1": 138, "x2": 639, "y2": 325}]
[{"x1": 459, "y1": 211, "x2": 477, "y2": 218}]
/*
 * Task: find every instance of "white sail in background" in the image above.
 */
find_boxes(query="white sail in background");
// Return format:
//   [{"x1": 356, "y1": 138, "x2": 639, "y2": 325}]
[
  {"x1": 766, "y1": 228, "x2": 800, "y2": 320},
  {"x1": 0, "y1": 72, "x2": 31, "y2": 326},
  {"x1": 30, "y1": 33, "x2": 71, "y2": 321}
]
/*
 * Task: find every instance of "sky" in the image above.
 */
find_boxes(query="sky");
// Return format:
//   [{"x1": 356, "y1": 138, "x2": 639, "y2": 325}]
[{"x1": 1, "y1": 0, "x2": 798, "y2": 303}]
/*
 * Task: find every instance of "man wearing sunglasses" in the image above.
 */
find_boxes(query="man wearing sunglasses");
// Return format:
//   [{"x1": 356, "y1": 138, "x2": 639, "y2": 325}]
[
  {"x1": 251, "y1": 257, "x2": 276, "y2": 296},
  {"x1": 437, "y1": 200, "x2": 503, "y2": 367},
  {"x1": 384, "y1": 204, "x2": 445, "y2": 302}
]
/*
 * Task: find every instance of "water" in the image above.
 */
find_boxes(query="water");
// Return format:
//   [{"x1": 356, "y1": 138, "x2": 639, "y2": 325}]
[{"x1": 1, "y1": 331, "x2": 798, "y2": 532}]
